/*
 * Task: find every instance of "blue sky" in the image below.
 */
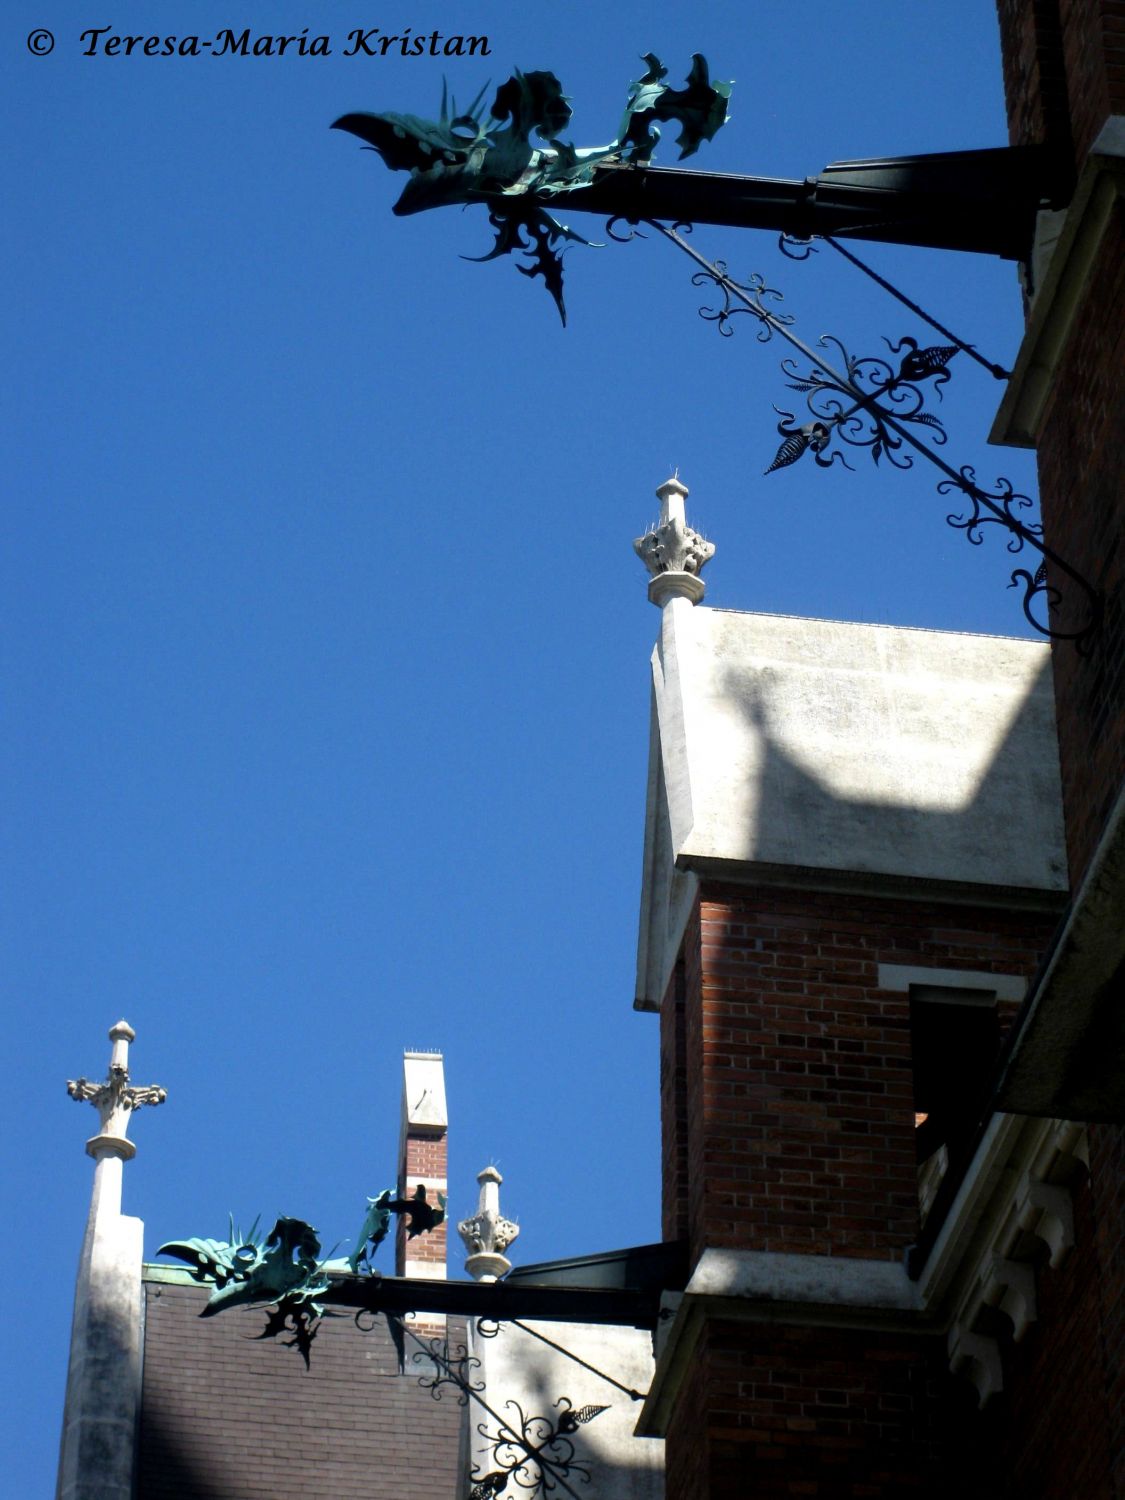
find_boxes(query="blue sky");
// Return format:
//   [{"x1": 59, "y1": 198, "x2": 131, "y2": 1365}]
[{"x1": 5, "y1": 2, "x2": 1042, "y2": 1489}]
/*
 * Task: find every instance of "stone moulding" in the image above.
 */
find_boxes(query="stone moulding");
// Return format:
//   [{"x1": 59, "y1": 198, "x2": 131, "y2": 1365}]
[{"x1": 920, "y1": 1114, "x2": 1088, "y2": 1406}]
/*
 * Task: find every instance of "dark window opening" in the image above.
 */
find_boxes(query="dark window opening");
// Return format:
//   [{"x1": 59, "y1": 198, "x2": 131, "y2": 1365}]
[{"x1": 910, "y1": 986, "x2": 1001, "y2": 1170}]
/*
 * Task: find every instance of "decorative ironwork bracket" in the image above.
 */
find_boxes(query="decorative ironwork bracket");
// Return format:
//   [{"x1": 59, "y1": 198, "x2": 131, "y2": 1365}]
[
  {"x1": 367, "y1": 1316, "x2": 610, "y2": 1500},
  {"x1": 553, "y1": 143, "x2": 1067, "y2": 262},
  {"x1": 635, "y1": 220, "x2": 1101, "y2": 649},
  {"x1": 332, "y1": 58, "x2": 1096, "y2": 644}
]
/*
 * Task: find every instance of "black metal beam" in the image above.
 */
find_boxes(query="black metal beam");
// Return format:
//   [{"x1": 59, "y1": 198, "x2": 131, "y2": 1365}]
[
  {"x1": 549, "y1": 144, "x2": 1063, "y2": 261},
  {"x1": 321, "y1": 1271, "x2": 664, "y2": 1330}
]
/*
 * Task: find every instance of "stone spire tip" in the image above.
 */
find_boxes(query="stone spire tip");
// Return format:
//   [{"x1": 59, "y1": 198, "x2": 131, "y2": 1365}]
[
  {"x1": 634, "y1": 474, "x2": 715, "y2": 607},
  {"x1": 67, "y1": 1021, "x2": 166, "y2": 1162},
  {"x1": 458, "y1": 1164, "x2": 520, "y2": 1282}
]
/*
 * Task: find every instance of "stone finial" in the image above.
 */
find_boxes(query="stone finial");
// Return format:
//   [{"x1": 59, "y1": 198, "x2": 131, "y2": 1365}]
[
  {"x1": 67, "y1": 1019, "x2": 166, "y2": 1161},
  {"x1": 634, "y1": 476, "x2": 715, "y2": 606},
  {"x1": 457, "y1": 1166, "x2": 519, "y2": 1282}
]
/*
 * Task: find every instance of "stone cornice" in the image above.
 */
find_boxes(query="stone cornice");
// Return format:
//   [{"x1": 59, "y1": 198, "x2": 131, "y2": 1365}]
[
  {"x1": 636, "y1": 1250, "x2": 930, "y2": 1438},
  {"x1": 636, "y1": 1115, "x2": 1089, "y2": 1433}
]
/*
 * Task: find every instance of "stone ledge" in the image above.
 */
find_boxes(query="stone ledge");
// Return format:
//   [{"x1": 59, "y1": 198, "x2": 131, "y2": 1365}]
[{"x1": 635, "y1": 1250, "x2": 929, "y2": 1438}]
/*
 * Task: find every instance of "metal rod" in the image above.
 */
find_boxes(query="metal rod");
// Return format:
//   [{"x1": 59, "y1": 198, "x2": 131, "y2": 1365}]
[
  {"x1": 818, "y1": 236, "x2": 1011, "y2": 380},
  {"x1": 509, "y1": 1319, "x2": 647, "y2": 1402}
]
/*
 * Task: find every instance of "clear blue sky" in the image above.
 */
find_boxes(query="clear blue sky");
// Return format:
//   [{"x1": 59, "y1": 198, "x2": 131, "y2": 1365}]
[{"x1": 5, "y1": 2, "x2": 1040, "y2": 1490}]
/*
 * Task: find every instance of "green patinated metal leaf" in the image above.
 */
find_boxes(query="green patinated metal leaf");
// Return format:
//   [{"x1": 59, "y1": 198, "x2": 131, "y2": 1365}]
[
  {"x1": 620, "y1": 53, "x2": 732, "y2": 160},
  {"x1": 159, "y1": 1215, "x2": 329, "y2": 1317},
  {"x1": 159, "y1": 1181, "x2": 448, "y2": 1362},
  {"x1": 348, "y1": 1188, "x2": 394, "y2": 1274},
  {"x1": 332, "y1": 53, "x2": 731, "y2": 320}
]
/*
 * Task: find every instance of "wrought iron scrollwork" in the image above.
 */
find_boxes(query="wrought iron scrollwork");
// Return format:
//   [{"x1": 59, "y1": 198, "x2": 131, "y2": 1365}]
[
  {"x1": 778, "y1": 231, "x2": 1011, "y2": 380},
  {"x1": 649, "y1": 219, "x2": 1102, "y2": 650},
  {"x1": 362, "y1": 1317, "x2": 612, "y2": 1499},
  {"x1": 779, "y1": 232, "x2": 817, "y2": 261},
  {"x1": 768, "y1": 334, "x2": 955, "y2": 472},
  {"x1": 412, "y1": 1333, "x2": 486, "y2": 1406},
  {"x1": 471, "y1": 1398, "x2": 609, "y2": 1499},
  {"x1": 939, "y1": 467, "x2": 1039, "y2": 546},
  {"x1": 692, "y1": 263, "x2": 794, "y2": 343}
]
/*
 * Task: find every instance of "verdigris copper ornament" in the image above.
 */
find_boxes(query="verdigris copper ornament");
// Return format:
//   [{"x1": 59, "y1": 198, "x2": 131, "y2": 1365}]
[
  {"x1": 332, "y1": 55, "x2": 731, "y2": 322},
  {"x1": 159, "y1": 1183, "x2": 447, "y2": 1365}
]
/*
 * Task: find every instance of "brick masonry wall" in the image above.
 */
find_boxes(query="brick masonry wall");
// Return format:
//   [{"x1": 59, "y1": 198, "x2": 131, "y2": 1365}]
[
  {"x1": 1034, "y1": 203, "x2": 1125, "y2": 886},
  {"x1": 660, "y1": 958, "x2": 690, "y2": 1245},
  {"x1": 992, "y1": 7, "x2": 1125, "y2": 1491},
  {"x1": 671, "y1": 882, "x2": 1055, "y2": 1268},
  {"x1": 1090, "y1": 1122, "x2": 1125, "y2": 1499},
  {"x1": 1060, "y1": 0, "x2": 1125, "y2": 161},
  {"x1": 665, "y1": 1318, "x2": 1000, "y2": 1500},
  {"x1": 136, "y1": 1279, "x2": 464, "y2": 1500},
  {"x1": 996, "y1": 0, "x2": 1125, "y2": 166},
  {"x1": 996, "y1": 0, "x2": 1075, "y2": 156},
  {"x1": 980, "y1": 1167, "x2": 1115, "y2": 1499},
  {"x1": 397, "y1": 1129, "x2": 448, "y2": 1273}
]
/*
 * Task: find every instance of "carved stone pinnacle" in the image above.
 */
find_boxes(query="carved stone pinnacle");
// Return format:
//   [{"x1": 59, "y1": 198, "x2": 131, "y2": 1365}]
[
  {"x1": 634, "y1": 476, "x2": 714, "y2": 606},
  {"x1": 67, "y1": 1019, "x2": 167, "y2": 1161},
  {"x1": 458, "y1": 1166, "x2": 519, "y2": 1282}
]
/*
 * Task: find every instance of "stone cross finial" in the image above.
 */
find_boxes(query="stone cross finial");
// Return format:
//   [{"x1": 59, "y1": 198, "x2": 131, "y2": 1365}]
[
  {"x1": 67, "y1": 1019, "x2": 167, "y2": 1161},
  {"x1": 634, "y1": 476, "x2": 715, "y2": 606},
  {"x1": 457, "y1": 1166, "x2": 519, "y2": 1282}
]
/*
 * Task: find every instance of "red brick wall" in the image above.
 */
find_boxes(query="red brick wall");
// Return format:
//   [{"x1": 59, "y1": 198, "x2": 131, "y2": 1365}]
[
  {"x1": 996, "y1": 0, "x2": 1075, "y2": 155},
  {"x1": 996, "y1": 0, "x2": 1125, "y2": 165},
  {"x1": 665, "y1": 1319, "x2": 998, "y2": 1500},
  {"x1": 1090, "y1": 1121, "x2": 1125, "y2": 1498},
  {"x1": 995, "y1": 0, "x2": 1125, "y2": 885},
  {"x1": 1060, "y1": 0, "x2": 1125, "y2": 161},
  {"x1": 397, "y1": 1127, "x2": 448, "y2": 1274},
  {"x1": 981, "y1": 1167, "x2": 1115, "y2": 1500},
  {"x1": 992, "y1": 8, "x2": 1124, "y2": 1484},
  {"x1": 660, "y1": 958, "x2": 690, "y2": 1245},
  {"x1": 671, "y1": 882, "x2": 1054, "y2": 1268},
  {"x1": 136, "y1": 1278, "x2": 464, "y2": 1499},
  {"x1": 1033, "y1": 204, "x2": 1125, "y2": 886}
]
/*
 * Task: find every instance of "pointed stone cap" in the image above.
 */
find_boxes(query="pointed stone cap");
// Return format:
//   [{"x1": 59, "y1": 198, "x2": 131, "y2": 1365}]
[
  {"x1": 457, "y1": 1166, "x2": 520, "y2": 1282},
  {"x1": 634, "y1": 476, "x2": 715, "y2": 606}
]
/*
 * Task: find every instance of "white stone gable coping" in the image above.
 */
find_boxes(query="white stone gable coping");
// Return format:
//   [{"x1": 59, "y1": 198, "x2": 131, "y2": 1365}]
[{"x1": 634, "y1": 608, "x2": 1066, "y2": 1011}]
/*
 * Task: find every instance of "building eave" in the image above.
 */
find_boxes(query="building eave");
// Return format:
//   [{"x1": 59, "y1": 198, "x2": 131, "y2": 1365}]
[{"x1": 990, "y1": 116, "x2": 1125, "y2": 449}]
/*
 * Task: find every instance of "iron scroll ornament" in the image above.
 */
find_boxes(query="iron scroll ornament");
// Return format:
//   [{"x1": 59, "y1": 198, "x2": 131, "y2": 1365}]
[
  {"x1": 641, "y1": 220, "x2": 1102, "y2": 649},
  {"x1": 331, "y1": 58, "x2": 1100, "y2": 646},
  {"x1": 360, "y1": 1316, "x2": 610, "y2": 1500}
]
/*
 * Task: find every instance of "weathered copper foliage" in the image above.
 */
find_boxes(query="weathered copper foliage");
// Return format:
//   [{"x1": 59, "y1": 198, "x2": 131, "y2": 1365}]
[
  {"x1": 159, "y1": 1186, "x2": 447, "y2": 1364},
  {"x1": 332, "y1": 55, "x2": 731, "y2": 321}
]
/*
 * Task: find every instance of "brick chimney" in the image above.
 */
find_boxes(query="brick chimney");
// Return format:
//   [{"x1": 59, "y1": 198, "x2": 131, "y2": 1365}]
[{"x1": 395, "y1": 1050, "x2": 448, "y2": 1280}]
